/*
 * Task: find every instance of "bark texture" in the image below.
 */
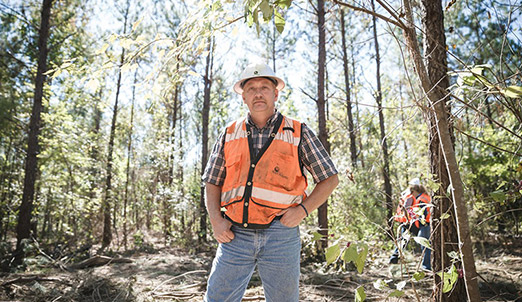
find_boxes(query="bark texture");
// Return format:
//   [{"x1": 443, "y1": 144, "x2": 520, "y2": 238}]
[
  {"x1": 14, "y1": 0, "x2": 53, "y2": 265},
  {"x1": 371, "y1": 0, "x2": 393, "y2": 231},
  {"x1": 420, "y1": 1, "x2": 481, "y2": 301},
  {"x1": 199, "y1": 37, "x2": 213, "y2": 243},
  {"x1": 101, "y1": 0, "x2": 130, "y2": 251},
  {"x1": 340, "y1": 9, "x2": 357, "y2": 168},
  {"x1": 316, "y1": 0, "x2": 330, "y2": 251},
  {"x1": 400, "y1": 0, "x2": 482, "y2": 300}
]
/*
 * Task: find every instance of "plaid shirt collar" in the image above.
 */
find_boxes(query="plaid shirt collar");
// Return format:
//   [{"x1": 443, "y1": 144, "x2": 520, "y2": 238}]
[{"x1": 246, "y1": 109, "x2": 280, "y2": 130}]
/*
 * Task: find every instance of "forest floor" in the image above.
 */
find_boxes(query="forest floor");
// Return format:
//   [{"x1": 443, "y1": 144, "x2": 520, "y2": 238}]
[{"x1": 1, "y1": 233, "x2": 521, "y2": 302}]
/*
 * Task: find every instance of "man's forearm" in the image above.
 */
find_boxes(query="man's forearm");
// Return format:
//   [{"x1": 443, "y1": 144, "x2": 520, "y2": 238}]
[
  {"x1": 206, "y1": 182, "x2": 235, "y2": 243},
  {"x1": 205, "y1": 182, "x2": 223, "y2": 223},
  {"x1": 301, "y1": 174, "x2": 339, "y2": 213}
]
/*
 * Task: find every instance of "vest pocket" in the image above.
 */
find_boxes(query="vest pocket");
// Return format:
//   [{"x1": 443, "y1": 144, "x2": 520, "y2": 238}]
[
  {"x1": 265, "y1": 152, "x2": 297, "y2": 191},
  {"x1": 225, "y1": 153, "x2": 242, "y2": 185}
]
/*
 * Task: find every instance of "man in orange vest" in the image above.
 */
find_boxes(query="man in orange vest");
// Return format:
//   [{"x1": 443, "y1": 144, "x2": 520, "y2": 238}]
[
  {"x1": 202, "y1": 63, "x2": 339, "y2": 301},
  {"x1": 389, "y1": 178, "x2": 432, "y2": 271}
]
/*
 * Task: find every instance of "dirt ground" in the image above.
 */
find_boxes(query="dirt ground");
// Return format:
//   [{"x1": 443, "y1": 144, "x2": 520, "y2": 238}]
[{"x1": 1, "y1": 237, "x2": 521, "y2": 302}]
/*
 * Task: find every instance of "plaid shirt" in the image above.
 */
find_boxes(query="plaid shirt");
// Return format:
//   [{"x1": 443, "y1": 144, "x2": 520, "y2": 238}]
[{"x1": 202, "y1": 111, "x2": 337, "y2": 186}]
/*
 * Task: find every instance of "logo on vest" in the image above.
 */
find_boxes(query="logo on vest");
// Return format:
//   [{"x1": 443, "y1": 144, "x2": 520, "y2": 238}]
[{"x1": 272, "y1": 166, "x2": 288, "y2": 179}]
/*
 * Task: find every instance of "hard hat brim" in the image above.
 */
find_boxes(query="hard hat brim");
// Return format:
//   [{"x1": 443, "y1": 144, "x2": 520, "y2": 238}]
[{"x1": 233, "y1": 76, "x2": 285, "y2": 94}]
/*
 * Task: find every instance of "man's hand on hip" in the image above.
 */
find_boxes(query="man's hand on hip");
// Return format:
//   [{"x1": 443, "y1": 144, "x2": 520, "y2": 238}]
[
  {"x1": 211, "y1": 217, "x2": 235, "y2": 243},
  {"x1": 278, "y1": 206, "x2": 306, "y2": 228}
]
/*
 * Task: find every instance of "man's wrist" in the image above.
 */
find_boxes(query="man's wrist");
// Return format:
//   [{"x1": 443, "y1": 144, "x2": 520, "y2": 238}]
[{"x1": 298, "y1": 203, "x2": 309, "y2": 217}]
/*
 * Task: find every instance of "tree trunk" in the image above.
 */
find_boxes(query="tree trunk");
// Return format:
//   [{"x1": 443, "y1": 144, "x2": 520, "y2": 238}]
[
  {"x1": 178, "y1": 101, "x2": 186, "y2": 230},
  {"x1": 402, "y1": 0, "x2": 481, "y2": 300},
  {"x1": 88, "y1": 89, "x2": 103, "y2": 237},
  {"x1": 271, "y1": 20, "x2": 276, "y2": 73},
  {"x1": 41, "y1": 188, "x2": 52, "y2": 239},
  {"x1": 340, "y1": 8, "x2": 357, "y2": 168},
  {"x1": 169, "y1": 82, "x2": 179, "y2": 186},
  {"x1": 316, "y1": 0, "x2": 330, "y2": 252},
  {"x1": 199, "y1": 37, "x2": 214, "y2": 243},
  {"x1": 101, "y1": 0, "x2": 130, "y2": 251},
  {"x1": 371, "y1": 0, "x2": 393, "y2": 231},
  {"x1": 398, "y1": 85, "x2": 410, "y2": 187},
  {"x1": 14, "y1": 0, "x2": 53, "y2": 266},
  {"x1": 123, "y1": 69, "x2": 137, "y2": 251}
]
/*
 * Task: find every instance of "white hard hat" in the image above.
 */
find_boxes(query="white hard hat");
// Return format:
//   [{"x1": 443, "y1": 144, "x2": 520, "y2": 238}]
[
  {"x1": 233, "y1": 63, "x2": 285, "y2": 94},
  {"x1": 409, "y1": 178, "x2": 421, "y2": 186}
]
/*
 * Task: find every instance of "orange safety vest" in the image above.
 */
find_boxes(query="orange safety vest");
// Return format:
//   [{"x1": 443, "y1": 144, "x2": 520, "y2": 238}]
[
  {"x1": 394, "y1": 192, "x2": 432, "y2": 227},
  {"x1": 394, "y1": 193, "x2": 414, "y2": 223},
  {"x1": 221, "y1": 114, "x2": 308, "y2": 228},
  {"x1": 412, "y1": 193, "x2": 431, "y2": 227}
]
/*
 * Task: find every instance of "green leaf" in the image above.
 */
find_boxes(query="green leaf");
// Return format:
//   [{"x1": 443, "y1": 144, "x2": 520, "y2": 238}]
[
  {"x1": 447, "y1": 251, "x2": 460, "y2": 260},
  {"x1": 470, "y1": 64, "x2": 492, "y2": 74},
  {"x1": 474, "y1": 74, "x2": 493, "y2": 88},
  {"x1": 426, "y1": 179, "x2": 440, "y2": 193},
  {"x1": 457, "y1": 72, "x2": 476, "y2": 86},
  {"x1": 490, "y1": 190, "x2": 506, "y2": 202},
  {"x1": 413, "y1": 236, "x2": 432, "y2": 250},
  {"x1": 501, "y1": 85, "x2": 522, "y2": 98},
  {"x1": 276, "y1": 0, "x2": 292, "y2": 9},
  {"x1": 245, "y1": 11, "x2": 254, "y2": 27},
  {"x1": 413, "y1": 271, "x2": 426, "y2": 281},
  {"x1": 396, "y1": 280, "x2": 407, "y2": 291},
  {"x1": 253, "y1": 7, "x2": 259, "y2": 28},
  {"x1": 342, "y1": 244, "x2": 358, "y2": 263},
  {"x1": 274, "y1": 9, "x2": 285, "y2": 34},
  {"x1": 211, "y1": 1, "x2": 222, "y2": 11},
  {"x1": 51, "y1": 69, "x2": 62, "y2": 78},
  {"x1": 440, "y1": 213, "x2": 450, "y2": 220},
  {"x1": 372, "y1": 279, "x2": 388, "y2": 291},
  {"x1": 311, "y1": 231, "x2": 323, "y2": 241},
  {"x1": 355, "y1": 244, "x2": 368, "y2": 273},
  {"x1": 325, "y1": 243, "x2": 340, "y2": 265},
  {"x1": 259, "y1": 0, "x2": 273, "y2": 21},
  {"x1": 437, "y1": 264, "x2": 459, "y2": 293},
  {"x1": 388, "y1": 290, "x2": 405, "y2": 298},
  {"x1": 355, "y1": 286, "x2": 366, "y2": 302}
]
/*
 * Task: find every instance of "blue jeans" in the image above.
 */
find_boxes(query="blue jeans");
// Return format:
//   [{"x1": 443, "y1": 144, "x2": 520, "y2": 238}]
[
  {"x1": 204, "y1": 219, "x2": 301, "y2": 302},
  {"x1": 418, "y1": 224, "x2": 431, "y2": 270},
  {"x1": 390, "y1": 223, "x2": 431, "y2": 270}
]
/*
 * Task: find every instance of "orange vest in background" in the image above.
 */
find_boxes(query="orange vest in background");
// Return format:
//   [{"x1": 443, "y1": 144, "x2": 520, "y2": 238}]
[
  {"x1": 394, "y1": 192, "x2": 432, "y2": 227},
  {"x1": 394, "y1": 193, "x2": 414, "y2": 223},
  {"x1": 221, "y1": 114, "x2": 308, "y2": 228},
  {"x1": 412, "y1": 193, "x2": 431, "y2": 227}
]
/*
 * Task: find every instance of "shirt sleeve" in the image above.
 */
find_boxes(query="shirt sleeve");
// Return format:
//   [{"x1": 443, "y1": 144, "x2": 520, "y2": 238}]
[
  {"x1": 404, "y1": 197, "x2": 414, "y2": 208},
  {"x1": 299, "y1": 124, "x2": 338, "y2": 183},
  {"x1": 202, "y1": 130, "x2": 227, "y2": 186}
]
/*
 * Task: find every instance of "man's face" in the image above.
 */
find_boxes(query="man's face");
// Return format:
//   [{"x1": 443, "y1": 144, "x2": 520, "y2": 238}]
[{"x1": 241, "y1": 77, "x2": 278, "y2": 114}]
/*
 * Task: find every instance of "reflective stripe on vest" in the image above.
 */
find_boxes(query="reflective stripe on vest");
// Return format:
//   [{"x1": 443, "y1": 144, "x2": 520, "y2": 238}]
[
  {"x1": 221, "y1": 114, "x2": 308, "y2": 228},
  {"x1": 221, "y1": 185, "x2": 304, "y2": 207}
]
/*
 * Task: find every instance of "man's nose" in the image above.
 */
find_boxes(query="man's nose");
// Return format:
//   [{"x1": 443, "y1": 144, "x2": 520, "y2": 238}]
[{"x1": 253, "y1": 88, "x2": 263, "y2": 96}]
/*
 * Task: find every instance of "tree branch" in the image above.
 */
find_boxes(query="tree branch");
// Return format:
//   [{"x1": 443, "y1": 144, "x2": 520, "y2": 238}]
[
  {"x1": 300, "y1": 88, "x2": 317, "y2": 103},
  {"x1": 450, "y1": 93, "x2": 522, "y2": 141},
  {"x1": 332, "y1": 0, "x2": 405, "y2": 29},
  {"x1": 454, "y1": 126, "x2": 522, "y2": 157}
]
